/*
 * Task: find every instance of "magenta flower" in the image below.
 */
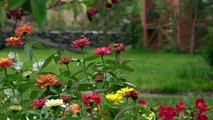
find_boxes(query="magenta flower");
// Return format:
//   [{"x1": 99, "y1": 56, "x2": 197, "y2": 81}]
[
  {"x1": 87, "y1": 8, "x2": 98, "y2": 21},
  {"x1": 158, "y1": 106, "x2": 176, "y2": 120},
  {"x1": 94, "y1": 47, "x2": 110, "y2": 56},
  {"x1": 59, "y1": 57, "x2": 73, "y2": 64},
  {"x1": 176, "y1": 101, "x2": 184, "y2": 114},
  {"x1": 72, "y1": 37, "x2": 91, "y2": 48},
  {"x1": 31, "y1": 99, "x2": 45, "y2": 109}
]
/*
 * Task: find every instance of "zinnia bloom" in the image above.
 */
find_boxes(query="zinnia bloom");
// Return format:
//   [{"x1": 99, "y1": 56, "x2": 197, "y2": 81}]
[
  {"x1": 70, "y1": 103, "x2": 79, "y2": 114},
  {"x1": 5, "y1": 37, "x2": 23, "y2": 46},
  {"x1": 106, "y1": 93, "x2": 123, "y2": 104},
  {"x1": 176, "y1": 101, "x2": 184, "y2": 114},
  {"x1": 116, "y1": 87, "x2": 135, "y2": 97},
  {"x1": 87, "y1": 8, "x2": 98, "y2": 21},
  {"x1": 108, "y1": 43, "x2": 125, "y2": 53},
  {"x1": 59, "y1": 57, "x2": 72, "y2": 64},
  {"x1": 196, "y1": 113, "x2": 208, "y2": 120},
  {"x1": 15, "y1": 23, "x2": 32, "y2": 37},
  {"x1": 53, "y1": 80, "x2": 64, "y2": 87},
  {"x1": 94, "y1": 75, "x2": 104, "y2": 83},
  {"x1": 31, "y1": 99, "x2": 45, "y2": 109},
  {"x1": 7, "y1": 9, "x2": 23, "y2": 20},
  {"x1": 111, "y1": 0, "x2": 119, "y2": 4},
  {"x1": 45, "y1": 99, "x2": 64, "y2": 108},
  {"x1": 0, "y1": 58, "x2": 13, "y2": 69},
  {"x1": 94, "y1": 47, "x2": 110, "y2": 56},
  {"x1": 138, "y1": 99, "x2": 147, "y2": 105},
  {"x1": 36, "y1": 74, "x2": 57, "y2": 88},
  {"x1": 195, "y1": 98, "x2": 208, "y2": 113},
  {"x1": 60, "y1": 95, "x2": 71, "y2": 103},
  {"x1": 81, "y1": 92, "x2": 102, "y2": 107},
  {"x1": 72, "y1": 37, "x2": 91, "y2": 48},
  {"x1": 158, "y1": 106, "x2": 176, "y2": 120}
]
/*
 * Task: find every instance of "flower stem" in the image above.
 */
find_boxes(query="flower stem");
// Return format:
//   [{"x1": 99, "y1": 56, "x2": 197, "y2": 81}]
[{"x1": 66, "y1": 64, "x2": 71, "y2": 73}]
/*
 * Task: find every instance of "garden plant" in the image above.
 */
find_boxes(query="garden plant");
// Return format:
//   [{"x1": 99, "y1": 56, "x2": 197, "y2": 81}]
[{"x1": 0, "y1": 24, "x2": 210, "y2": 120}]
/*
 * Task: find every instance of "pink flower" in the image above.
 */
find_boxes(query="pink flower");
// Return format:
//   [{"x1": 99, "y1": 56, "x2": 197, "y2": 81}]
[
  {"x1": 176, "y1": 101, "x2": 184, "y2": 114},
  {"x1": 94, "y1": 47, "x2": 110, "y2": 56},
  {"x1": 108, "y1": 43, "x2": 125, "y2": 53},
  {"x1": 72, "y1": 37, "x2": 91, "y2": 48},
  {"x1": 195, "y1": 98, "x2": 208, "y2": 113},
  {"x1": 158, "y1": 106, "x2": 176, "y2": 120},
  {"x1": 94, "y1": 75, "x2": 104, "y2": 83},
  {"x1": 59, "y1": 57, "x2": 72, "y2": 64},
  {"x1": 138, "y1": 99, "x2": 147, "y2": 105},
  {"x1": 81, "y1": 92, "x2": 102, "y2": 107},
  {"x1": 196, "y1": 113, "x2": 208, "y2": 120},
  {"x1": 53, "y1": 80, "x2": 64, "y2": 87},
  {"x1": 31, "y1": 99, "x2": 45, "y2": 109},
  {"x1": 87, "y1": 8, "x2": 98, "y2": 21}
]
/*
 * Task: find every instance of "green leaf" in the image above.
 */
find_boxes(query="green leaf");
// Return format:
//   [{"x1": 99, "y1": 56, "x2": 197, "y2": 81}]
[
  {"x1": 9, "y1": 0, "x2": 26, "y2": 9},
  {"x1": 119, "y1": 65, "x2": 135, "y2": 72},
  {"x1": 121, "y1": 59, "x2": 134, "y2": 65},
  {"x1": 40, "y1": 52, "x2": 56, "y2": 71},
  {"x1": 30, "y1": 0, "x2": 47, "y2": 26},
  {"x1": 33, "y1": 41, "x2": 44, "y2": 48},
  {"x1": 24, "y1": 43, "x2": 33, "y2": 61},
  {"x1": 84, "y1": 55, "x2": 99, "y2": 62},
  {"x1": 0, "y1": 7, "x2": 6, "y2": 27}
]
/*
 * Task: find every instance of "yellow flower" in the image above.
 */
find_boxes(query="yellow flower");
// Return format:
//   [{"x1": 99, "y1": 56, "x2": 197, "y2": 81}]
[
  {"x1": 106, "y1": 93, "x2": 123, "y2": 104},
  {"x1": 9, "y1": 105, "x2": 22, "y2": 111},
  {"x1": 116, "y1": 87, "x2": 134, "y2": 97}
]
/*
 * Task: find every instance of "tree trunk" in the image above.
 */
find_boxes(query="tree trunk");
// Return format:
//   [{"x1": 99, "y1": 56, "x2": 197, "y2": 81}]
[{"x1": 190, "y1": 11, "x2": 197, "y2": 54}]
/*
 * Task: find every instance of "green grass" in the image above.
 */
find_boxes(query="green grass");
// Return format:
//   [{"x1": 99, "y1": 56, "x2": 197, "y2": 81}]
[{"x1": 0, "y1": 48, "x2": 213, "y2": 94}]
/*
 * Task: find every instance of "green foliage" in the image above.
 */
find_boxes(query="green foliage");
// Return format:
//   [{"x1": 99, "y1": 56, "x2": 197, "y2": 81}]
[{"x1": 204, "y1": 27, "x2": 213, "y2": 69}]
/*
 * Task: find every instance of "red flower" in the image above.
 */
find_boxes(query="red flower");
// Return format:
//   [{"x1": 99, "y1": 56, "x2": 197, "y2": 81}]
[
  {"x1": 176, "y1": 101, "x2": 184, "y2": 114},
  {"x1": 81, "y1": 92, "x2": 102, "y2": 107},
  {"x1": 196, "y1": 113, "x2": 208, "y2": 120},
  {"x1": 7, "y1": 9, "x2": 23, "y2": 20},
  {"x1": 158, "y1": 106, "x2": 176, "y2": 120},
  {"x1": 60, "y1": 95, "x2": 71, "y2": 103},
  {"x1": 106, "y1": 3, "x2": 112, "y2": 8},
  {"x1": 94, "y1": 47, "x2": 110, "y2": 56},
  {"x1": 53, "y1": 80, "x2": 64, "y2": 87},
  {"x1": 111, "y1": 0, "x2": 119, "y2": 4},
  {"x1": 31, "y1": 99, "x2": 45, "y2": 109},
  {"x1": 195, "y1": 98, "x2": 208, "y2": 113},
  {"x1": 125, "y1": 90, "x2": 138, "y2": 100},
  {"x1": 15, "y1": 24, "x2": 32, "y2": 37},
  {"x1": 108, "y1": 43, "x2": 125, "y2": 53},
  {"x1": 94, "y1": 75, "x2": 104, "y2": 83},
  {"x1": 138, "y1": 99, "x2": 147, "y2": 105},
  {"x1": 87, "y1": 8, "x2": 98, "y2": 21},
  {"x1": 5, "y1": 37, "x2": 23, "y2": 46},
  {"x1": 0, "y1": 58, "x2": 13, "y2": 69},
  {"x1": 72, "y1": 37, "x2": 91, "y2": 48},
  {"x1": 59, "y1": 57, "x2": 72, "y2": 64}
]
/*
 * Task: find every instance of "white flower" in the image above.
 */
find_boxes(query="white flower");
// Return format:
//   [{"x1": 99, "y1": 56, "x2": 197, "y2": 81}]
[
  {"x1": 22, "y1": 71, "x2": 32, "y2": 78},
  {"x1": 13, "y1": 61, "x2": 23, "y2": 70},
  {"x1": 8, "y1": 52, "x2": 20, "y2": 61},
  {"x1": 32, "y1": 59, "x2": 44, "y2": 71},
  {"x1": 45, "y1": 99, "x2": 63, "y2": 108}
]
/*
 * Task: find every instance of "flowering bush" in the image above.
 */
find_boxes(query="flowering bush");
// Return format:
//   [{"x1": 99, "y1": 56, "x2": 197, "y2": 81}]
[{"x1": 0, "y1": 24, "x2": 210, "y2": 120}]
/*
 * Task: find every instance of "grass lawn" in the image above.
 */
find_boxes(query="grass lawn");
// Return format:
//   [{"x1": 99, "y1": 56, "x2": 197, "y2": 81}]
[{"x1": 0, "y1": 47, "x2": 213, "y2": 94}]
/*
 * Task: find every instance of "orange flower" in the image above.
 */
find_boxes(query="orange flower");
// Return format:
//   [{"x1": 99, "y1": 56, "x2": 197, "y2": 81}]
[
  {"x1": 5, "y1": 37, "x2": 23, "y2": 46},
  {"x1": 36, "y1": 74, "x2": 56, "y2": 88},
  {"x1": 15, "y1": 23, "x2": 32, "y2": 37},
  {"x1": 0, "y1": 58, "x2": 13, "y2": 69},
  {"x1": 70, "y1": 103, "x2": 79, "y2": 114}
]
